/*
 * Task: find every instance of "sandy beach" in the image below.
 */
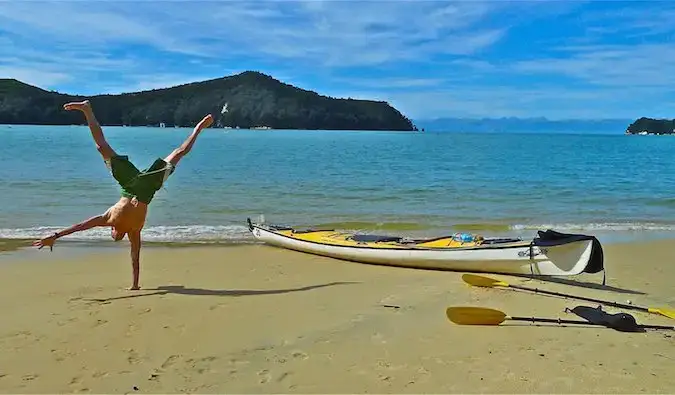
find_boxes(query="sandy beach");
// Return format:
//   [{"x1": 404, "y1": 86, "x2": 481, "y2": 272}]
[{"x1": 0, "y1": 240, "x2": 673, "y2": 394}]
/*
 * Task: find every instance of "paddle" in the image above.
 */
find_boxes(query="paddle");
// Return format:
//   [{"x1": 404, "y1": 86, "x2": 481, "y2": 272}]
[
  {"x1": 445, "y1": 306, "x2": 675, "y2": 331},
  {"x1": 462, "y1": 274, "x2": 675, "y2": 320}
]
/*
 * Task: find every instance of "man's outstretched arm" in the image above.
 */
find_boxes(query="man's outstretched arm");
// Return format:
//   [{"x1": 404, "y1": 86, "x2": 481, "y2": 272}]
[{"x1": 33, "y1": 214, "x2": 109, "y2": 250}]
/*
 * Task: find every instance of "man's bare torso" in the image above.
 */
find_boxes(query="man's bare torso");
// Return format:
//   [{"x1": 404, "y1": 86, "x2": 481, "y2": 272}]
[{"x1": 105, "y1": 197, "x2": 148, "y2": 233}]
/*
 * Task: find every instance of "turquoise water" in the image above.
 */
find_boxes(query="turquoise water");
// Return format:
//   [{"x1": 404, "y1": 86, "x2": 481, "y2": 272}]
[{"x1": 1, "y1": 125, "x2": 675, "y2": 245}]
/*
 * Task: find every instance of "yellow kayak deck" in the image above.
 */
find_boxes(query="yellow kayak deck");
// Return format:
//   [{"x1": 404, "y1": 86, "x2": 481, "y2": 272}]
[{"x1": 274, "y1": 228, "x2": 529, "y2": 250}]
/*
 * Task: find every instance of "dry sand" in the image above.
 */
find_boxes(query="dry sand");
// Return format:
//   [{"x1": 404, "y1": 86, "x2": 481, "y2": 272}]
[{"x1": 0, "y1": 240, "x2": 673, "y2": 393}]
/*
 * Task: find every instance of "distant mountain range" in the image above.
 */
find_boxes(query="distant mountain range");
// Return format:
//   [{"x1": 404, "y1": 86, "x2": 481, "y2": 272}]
[{"x1": 414, "y1": 117, "x2": 633, "y2": 134}]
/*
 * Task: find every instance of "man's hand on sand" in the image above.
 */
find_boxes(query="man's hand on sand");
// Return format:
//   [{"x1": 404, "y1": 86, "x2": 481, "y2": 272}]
[
  {"x1": 197, "y1": 114, "x2": 214, "y2": 130},
  {"x1": 32, "y1": 234, "x2": 57, "y2": 251}
]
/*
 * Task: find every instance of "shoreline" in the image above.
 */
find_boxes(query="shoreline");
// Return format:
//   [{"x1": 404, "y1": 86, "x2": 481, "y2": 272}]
[
  {"x1": 0, "y1": 238, "x2": 260, "y2": 255},
  {"x1": 4, "y1": 228, "x2": 675, "y2": 255},
  {"x1": 1, "y1": 123, "x2": 418, "y2": 132}
]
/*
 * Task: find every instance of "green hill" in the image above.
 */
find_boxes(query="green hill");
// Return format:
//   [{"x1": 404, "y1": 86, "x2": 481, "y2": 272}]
[
  {"x1": 625, "y1": 117, "x2": 675, "y2": 135},
  {"x1": 0, "y1": 71, "x2": 416, "y2": 131}
]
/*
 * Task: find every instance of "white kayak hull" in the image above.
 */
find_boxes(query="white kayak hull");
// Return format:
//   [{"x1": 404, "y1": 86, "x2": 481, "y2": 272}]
[{"x1": 247, "y1": 220, "x2": 605, "y2": 277}]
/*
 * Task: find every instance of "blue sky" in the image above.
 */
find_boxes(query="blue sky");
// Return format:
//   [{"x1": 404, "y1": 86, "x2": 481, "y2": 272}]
[{"x1": 1, "y1": 0, "x2": 674, "y2": 120}]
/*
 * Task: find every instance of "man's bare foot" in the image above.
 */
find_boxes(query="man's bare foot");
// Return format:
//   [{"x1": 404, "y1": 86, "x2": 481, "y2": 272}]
[
  {"x1": 127, "y1": 285, "x2": 141, "y2": 291},
  {"x1": 63, "y1": 100, "x2": 91, "y2": 112},
  {"x1": 196, "y1": 114, "x2": 214, "y2": 130}
]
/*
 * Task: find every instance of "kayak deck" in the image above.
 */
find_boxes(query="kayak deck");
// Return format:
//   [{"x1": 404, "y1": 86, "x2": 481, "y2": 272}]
[{"x1": 270, "y1": 227, "x2": 529, "y2": 250}]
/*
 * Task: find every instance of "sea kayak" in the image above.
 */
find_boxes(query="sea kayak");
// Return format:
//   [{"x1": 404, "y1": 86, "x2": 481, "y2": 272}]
[{"x1": 246, "y1": 218, "x2": 604, "y2": 277}]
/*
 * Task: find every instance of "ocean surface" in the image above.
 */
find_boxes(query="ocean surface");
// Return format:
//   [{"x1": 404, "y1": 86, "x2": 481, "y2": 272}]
[{"x1": 2, "y1": 124, "x2": 675, "y2": 246}]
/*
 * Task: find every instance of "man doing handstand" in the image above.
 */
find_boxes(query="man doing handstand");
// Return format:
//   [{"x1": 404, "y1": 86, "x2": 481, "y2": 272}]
[{"x1": 33, "y1": 100, "x2": 213, "y2": 290}]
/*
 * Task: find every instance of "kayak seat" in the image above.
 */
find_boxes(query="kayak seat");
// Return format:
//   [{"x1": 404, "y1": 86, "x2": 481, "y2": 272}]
[
  {"x1": 351, "y1": 234, "x2": 403, "y2": 243},
  {"x1": 482, "y1": 237, "x2": 522, "y2": 244},
  {"x1": 269, "y1": 225, "x2": 294, "y2": 231},
  {"x1": 293, "y1": 228, "x2": 335, "y2": 234}
]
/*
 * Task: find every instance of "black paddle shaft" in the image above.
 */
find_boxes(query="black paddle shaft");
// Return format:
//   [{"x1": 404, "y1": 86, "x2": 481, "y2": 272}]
[
  {"x1": 511, "y1": 316, "x2": 604, "y2": 326},
  {"x1": 510, "y1": 316, "x2": 674, "y2": 330},
  {"x1": 511, "y1": 284, "x2": 648, "y2": 312}
]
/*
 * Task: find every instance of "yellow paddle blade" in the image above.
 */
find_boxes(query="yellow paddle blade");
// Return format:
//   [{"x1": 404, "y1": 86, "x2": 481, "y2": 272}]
[
  {"x1": 648, "y1": 307, "x2": 675, "y2": 320},
  {"x1": 462, "y1": 273, "x2": 510, "y2": 288},
  {"x1": 446, "y1": 306, "x2": 508, "y2": 326}
]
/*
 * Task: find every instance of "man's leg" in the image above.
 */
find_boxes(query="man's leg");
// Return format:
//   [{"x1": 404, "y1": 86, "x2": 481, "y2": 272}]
[
  {"x1": 64, "y1": 100, "x2": 117, "y2": 160},
  {"x1": 164, "y1": 114, "x2": 214, "y2": 166}
]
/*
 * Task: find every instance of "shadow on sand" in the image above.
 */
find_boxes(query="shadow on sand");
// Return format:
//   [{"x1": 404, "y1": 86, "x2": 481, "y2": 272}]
[
  {"x1": 86, "y1": 281, "x2": 359, "y2": 303},
  {"x1": 511, "y1": 274, "x2": 646, "y2": 296}
]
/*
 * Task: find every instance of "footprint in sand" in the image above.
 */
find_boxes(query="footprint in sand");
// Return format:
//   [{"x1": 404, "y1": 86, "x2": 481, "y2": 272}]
[
  {"x1": 51, "y1": 349, "x2": 65, "y2": 362},
  {"x1": 377, "y1": 360, "x2": 392, "y2": 369},
  {"x1": 379, "y1": 374, "x2": 392, "y2": 382},
  {"x1": 291, "y1": 351, "x2": 309, "y2": 360},
  {"x1": 229, "y1": 358, "x2": 250, "y2": 366},
  {"x1": 5, "y1": 330, "x2": 30, "y2": 339},
  {"x1": 125, "y1": 324, "x2": 138, "y2": 337},
  {"x1": 161, "y1": 354, "x2": 181, "y2": 369},
  {"x1": 372, "y1": 332, "x2": 387, "y2": 344},
  {"x1": 258, "y1": 369, "x2": 271, "y2": 384},
  {"x1": 186, "y1": 356, "x2": 218, "y2": 375},
  {"x1": 22, "y1": 374, "x2": 38, "y2": 381},
  {"x1": 57, "y1": 317, "x2": 79, "y2": 327},
  {"x1": 93, "y1": 319, "x2": 108, "y2": 328},
  {"x1": 277, "y1": 371, "x2": 291, "y2": 383},
  {"x1": 127, "y1": 349, "x2": 141, "y2": 365},
  {"x1": 92, "y1": 371, "x2": 108, "y2": 378}
]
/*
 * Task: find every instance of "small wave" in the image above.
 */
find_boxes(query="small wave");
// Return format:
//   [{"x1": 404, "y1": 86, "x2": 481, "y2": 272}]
[
  {"x1": 3, "y1": 221, "x2": 674, "y2": 246},
  {"x1": 452, "y1": 223, "x2": 513, "y2": 232},
  {"x1": 511, "y1": 222, "x2": 675, "y2": 232},
  {"x1": 0, "y1": 225, "x2": 254, "y2": 243},
  {"x1": 644, "y1": 198, "x2": 675, "y2": 208},
  {"x1": 311, "y1": 221, "x2": 433, "y2": 232}
]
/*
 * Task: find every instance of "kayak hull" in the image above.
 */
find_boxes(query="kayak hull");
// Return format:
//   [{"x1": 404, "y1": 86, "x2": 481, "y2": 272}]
[{"x1": 246, "y1": 219, "x2": 604, "y2": 277}]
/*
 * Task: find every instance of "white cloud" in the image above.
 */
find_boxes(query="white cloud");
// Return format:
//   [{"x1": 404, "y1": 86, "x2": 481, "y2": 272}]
[
  {"x1": 0, "y1": 1, "x2": 200, "y2": 55},
  {"x1": 334, "y1": 77, "x2": 447, "y2": 90},
  {"x1": 0, "y1": 66, "x2": 71, "y2": 88},
  {"x1": 578, "y1": 4, "x2": 675, "y2": 38},
  {"x1": 100, "y1": 72, "x2": 242, "y2": 94},
  {"x1": 330, "y1": 84, "x2": 675, "y2": 120},
  {"x1": 0, "y1": 1, "x2": 507, "y2": 66},
  {"x1": 511, "y1": 3, "x2": 675, "y2": 90},
  {"x1": 0, "y1": 0, "x2": 513, "y2": 103},
  {"x1": 512, "y1": 44, "x2": 675, "y2": 88}
]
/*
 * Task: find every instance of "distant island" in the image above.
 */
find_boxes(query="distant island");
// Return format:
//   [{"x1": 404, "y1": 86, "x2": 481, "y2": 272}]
[
  {"x1": 625, "y1": 117, "x2": 675, "y2": 135},
  {"x1": 0, "y1": 71, "x2": 416, "y2": 131}
]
